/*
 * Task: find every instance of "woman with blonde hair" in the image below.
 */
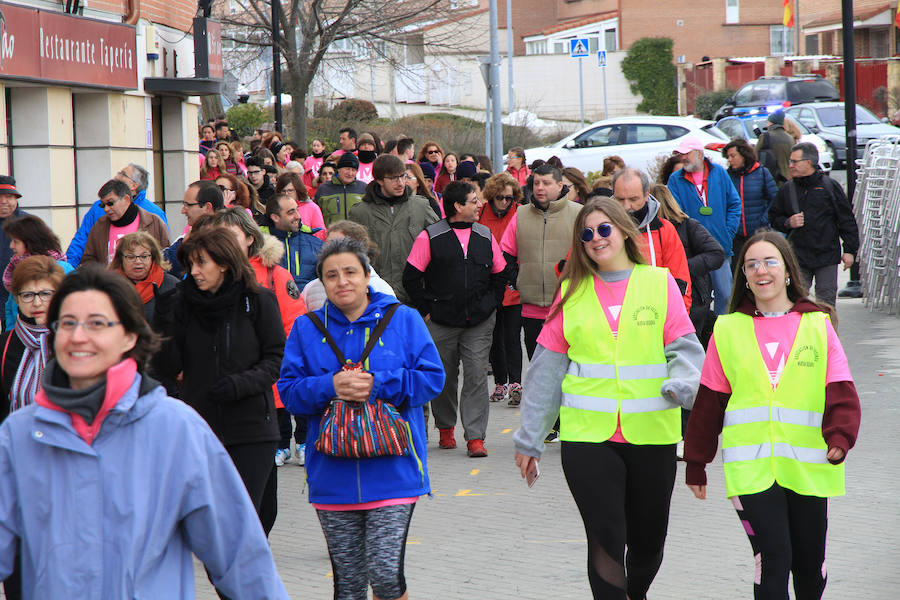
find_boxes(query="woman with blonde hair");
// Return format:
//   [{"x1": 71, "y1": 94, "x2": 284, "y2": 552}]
[
  {"x1": 652, "y1": 184, "x2": 725, "y2": 341},
  {"x1": 514, "y1": 197, "x2": 704, "y2": 600},
  {"x1": 109, "y1": 231, "x2": 179, "y2": 323}
]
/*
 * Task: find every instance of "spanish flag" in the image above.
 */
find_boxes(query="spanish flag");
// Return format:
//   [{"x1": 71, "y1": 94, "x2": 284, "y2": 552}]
[
  {"x1": 895, "y1": 2, "x2": 900, "y2": 28},
  {"x1": 783, "y1": 0, "x2": 794, "y2": 28}
]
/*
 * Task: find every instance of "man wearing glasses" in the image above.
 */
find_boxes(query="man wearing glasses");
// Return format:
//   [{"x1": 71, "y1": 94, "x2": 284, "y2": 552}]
[
  {"x1": 80, "y1": 179, "x2": 170, "y2": 267},
  {"x1": 163, "y1": 181, "x2": 225, "y2": 277},
  {"x1": 769, "y1": 142, "x2": 858, "y2": 307},
  {"x1": 403, "y1": 181, "x2": 509, "y2": 457},
  {"x1": 349, "y1": 155, "x2": 438, "y2": 303},
  {"x1": 246, "y1": 157, "x2": 275, "y2": 204},
  {"x1": 66, "y1": 164, "x2": 168, "y2": 267}
]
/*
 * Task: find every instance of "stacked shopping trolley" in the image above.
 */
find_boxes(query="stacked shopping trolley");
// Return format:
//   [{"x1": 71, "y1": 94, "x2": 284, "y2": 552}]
[{"x1": 853, "y1": 135, "x2": 900, "y2": 313}]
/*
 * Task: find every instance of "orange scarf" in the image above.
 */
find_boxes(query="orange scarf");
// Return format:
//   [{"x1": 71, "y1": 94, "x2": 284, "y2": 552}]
[{"x1": 120, "y1": 262, "x2": 165, "y2": 303}]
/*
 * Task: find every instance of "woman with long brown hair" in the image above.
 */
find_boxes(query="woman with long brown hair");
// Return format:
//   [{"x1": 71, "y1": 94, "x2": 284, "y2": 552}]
[
  {"x1": 562, "y1": 167, "x2": 590, "y2": 204},
  {"x1": 685, "y1": 230, "x2": 859, "y2": 599},
  {"x1": 513, "y1": 197, "x2": 703, "y2": 600}
]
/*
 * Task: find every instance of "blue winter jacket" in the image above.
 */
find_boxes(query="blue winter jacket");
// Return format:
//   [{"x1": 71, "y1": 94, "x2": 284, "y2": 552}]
[
  {"x1": 667, "y1": 159, "x2": 742, "y2": 257},
  {"x1": 0, "y1": 368, "x2": 288, "y2": 599},
  {"x1": 278, "y1": 290, "x2": 445, "y2": 504},
  {"x1": 726, "y1": 162, "x2": 777, "y2": 238},
  {"x1": 66, "y1": 190, "x2": 169, "y2": 267},
  {"x1": 262, "y1": 224, "x2": 324, "y2": 288}
]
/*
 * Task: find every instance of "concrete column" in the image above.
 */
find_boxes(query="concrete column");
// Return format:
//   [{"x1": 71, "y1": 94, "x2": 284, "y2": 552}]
[
  {"x1": 711, "y1": 58, "x2": 727, "y2": 91},
  {"x1": 10, "y1": 87, "x2": 76, "y2": 243},
  {"x1": 825, "y1": 63, "x2": 841, "y2": 91},
  {"x1": 159, "y1": 97, "x2": 199, "y2": 232},
  {"x1": 888, "y1": 60, "x2": 900, "y2": 116},
  {"x1": 73, "y1": 92, "x2": 154, "y2": 224},
  {"x1": 676, "y1": 64, "x2": 688, "y2": 116},
  {"x1": 764, "y1": 56, "x2": 785, "y2": 77}
]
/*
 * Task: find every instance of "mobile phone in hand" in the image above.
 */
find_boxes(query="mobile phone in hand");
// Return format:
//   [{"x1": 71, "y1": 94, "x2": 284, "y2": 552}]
[{"x1": 526, "y1": 460, "x2": 540, "y2": 487}]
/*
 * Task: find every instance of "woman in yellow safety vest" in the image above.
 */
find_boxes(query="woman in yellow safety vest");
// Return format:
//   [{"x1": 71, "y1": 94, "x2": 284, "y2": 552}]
[
  {"x1": 513, "y1": 197, "x2": 704, "y2": 600},
  {"x1": 684, "y1": 230, "x2": 860, "y2": 600}
]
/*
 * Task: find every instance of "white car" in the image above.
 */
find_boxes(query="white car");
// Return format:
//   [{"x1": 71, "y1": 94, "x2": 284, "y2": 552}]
[{"x1": 521, "y1": 116, "x2": 730, "y2": 176}]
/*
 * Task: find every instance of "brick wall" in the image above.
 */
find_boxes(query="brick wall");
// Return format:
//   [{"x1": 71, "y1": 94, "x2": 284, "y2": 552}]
[
  {"x1": 86, "y1": 0, "x2": 194, "y2": 33},
  {"x1": 621, "y1": 0, "x2": 785, "y2": 63}
]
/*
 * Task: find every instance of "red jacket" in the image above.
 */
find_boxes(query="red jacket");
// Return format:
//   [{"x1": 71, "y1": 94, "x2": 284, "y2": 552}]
[
  {"x1": 507, "y1": 165, "x2": 531, "y2": 187},
  {"x1": 639, "y1": 216, "x2": 692, "y2": 312},
  {"x1": 479, "y1": 203, "x2": 519, "y2": 306},
  {"x1": 250, "y1": 236, "x2": 307, "y2": 408},
  {"x1": 684, "y1": 298, "x2": 861, "y2": 487},
  {"x1": 434, "y1": 171, "x2": 455, "y2": 195}
]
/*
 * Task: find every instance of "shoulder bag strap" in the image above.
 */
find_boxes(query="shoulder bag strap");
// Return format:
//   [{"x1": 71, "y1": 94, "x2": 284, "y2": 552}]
[
  {"x1": 358, "y1": 304, "x2": 401, "y2": 364},
  {"x1": 305, "y1": 311, "x2": 347, "y2": 365}
]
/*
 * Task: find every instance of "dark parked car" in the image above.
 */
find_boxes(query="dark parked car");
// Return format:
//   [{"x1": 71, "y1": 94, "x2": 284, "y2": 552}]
[
  {"x1": 713, "y1": 75, "x2": 840, "y2": 121},
  {"x1": 785, "y1": 102, "x2": 900, "y2": 166}
]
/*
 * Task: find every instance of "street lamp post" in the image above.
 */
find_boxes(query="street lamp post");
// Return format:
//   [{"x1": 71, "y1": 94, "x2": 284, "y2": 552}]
[{"x1": 272, "y1": 0, "x2": 282, "y2": 133}]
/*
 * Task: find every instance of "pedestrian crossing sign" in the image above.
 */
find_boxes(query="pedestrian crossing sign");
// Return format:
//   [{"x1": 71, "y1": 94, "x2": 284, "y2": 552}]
[{"x1": 569, "y1": 38, "x2": 589, "y2": 58}]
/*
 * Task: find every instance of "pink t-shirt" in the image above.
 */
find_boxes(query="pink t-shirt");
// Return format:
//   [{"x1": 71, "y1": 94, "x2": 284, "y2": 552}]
[
  {"x1": 296, "y1": 200, "x2": 327, "y2": 236},
  {"x1": 537, "y1": 271, "x2": 695, "y2": 443},
  {"x1": 313, "y1": 497, "x2": 418, "y2": 511},
  {"x1": 108, "y1": 220, "x2": 140, "y2": 263},
  {"x1": 358, "y1": 162, "x2": 374, "y2": 183},
  {"x1": 407, "y1": 226, "x2": 506, "y2": 273},
  {"x1": 499, "y1": 211, "x2": 559, "y2": 320},
  {"x1": 701, "y1": 312, "x2": 852, "y2": 393}
]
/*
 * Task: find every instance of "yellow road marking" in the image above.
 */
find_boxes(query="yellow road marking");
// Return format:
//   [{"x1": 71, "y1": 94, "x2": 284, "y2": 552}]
[
  {"x1": 454, "y1": 489, "x2": 485, "y2": 496},
  {"x1": 501, "y1": 428, "x2": 512, "y2": 434},
  {"x1": 470, "y1": 469, "x2": 480, "y2": 476}
]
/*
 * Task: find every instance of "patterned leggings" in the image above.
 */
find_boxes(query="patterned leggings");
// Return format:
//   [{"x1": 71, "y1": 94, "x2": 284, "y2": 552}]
[
  {"x1": 733, "y1": 483, "x2": 828, "y2": 600},
  {"x1": 316, "y1": 503, "x2": 415, "y2": 600}
]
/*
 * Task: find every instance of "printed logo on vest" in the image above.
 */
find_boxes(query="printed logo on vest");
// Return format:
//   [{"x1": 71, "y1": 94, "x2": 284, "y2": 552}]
[
  {"x1": 631, "y1": 305, "x2": 659, "y2": 327},
  {"x1": 792, "y1": 344, "x2": 820, "y2": 368}
]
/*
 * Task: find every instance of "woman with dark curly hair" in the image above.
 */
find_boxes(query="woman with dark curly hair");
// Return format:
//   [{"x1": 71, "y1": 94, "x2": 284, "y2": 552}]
[{"x1": 722, "y1": 137, "x2": 777, "y2": 270}]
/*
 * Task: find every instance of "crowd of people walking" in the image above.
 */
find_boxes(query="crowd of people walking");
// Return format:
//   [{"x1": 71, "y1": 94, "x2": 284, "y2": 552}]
[{"x1": 0, "y1": 111, "x2": 862, "y2": 599}]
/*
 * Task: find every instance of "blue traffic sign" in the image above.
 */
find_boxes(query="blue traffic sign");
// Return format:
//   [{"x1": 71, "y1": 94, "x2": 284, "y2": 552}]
[
  {"x1": 569, "y1": 38, "x2": 590, "y2": 58},
  {"x1": 598, "y1": 50, "x2": 607, "y2": 67}
]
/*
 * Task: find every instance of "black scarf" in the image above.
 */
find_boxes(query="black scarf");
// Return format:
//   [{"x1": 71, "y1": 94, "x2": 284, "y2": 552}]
[
  {"x1": 110, "y1": 202, "x2": 139, "y2": 227},
  {"x1": 629, "y1": 203, "x2": 649, "y2": 227},
  {"x1": 358, "y1": 150, "x2": 377, "y2": 164},
  {"x1": 489, "y1": 202, "x2": 510, "y2": 219},
  {"x1": 180, "y1": 274, "x2": 244, "y2": 330},
  {"x1": 40, "y1": 359, "x2": 107, "y2": 424},
  {"x1": 312, "y1": 151, "x2": 326, "y2": 159}
]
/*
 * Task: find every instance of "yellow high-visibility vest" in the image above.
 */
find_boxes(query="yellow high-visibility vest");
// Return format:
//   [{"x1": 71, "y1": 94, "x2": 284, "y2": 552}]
[
  {"x1": 715, "y1": 311, "x2": 844, "y2": 498},
  {"x1": 560, "y1": 265, "x2": 680, "y2": 445}
]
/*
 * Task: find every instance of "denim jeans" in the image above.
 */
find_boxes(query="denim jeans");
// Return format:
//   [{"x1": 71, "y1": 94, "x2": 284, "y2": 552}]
[{"x1": 710, "y1": 261, "x2": 734, "y2": 315}]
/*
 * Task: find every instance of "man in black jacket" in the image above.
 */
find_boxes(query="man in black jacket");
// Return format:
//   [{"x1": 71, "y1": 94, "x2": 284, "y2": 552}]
[
  {"x1": 769, "y1": 142, "x2": 859, "y2": 307},
  {"x1": 403, "y1": 181, "x2": 509, "y2": 458}
]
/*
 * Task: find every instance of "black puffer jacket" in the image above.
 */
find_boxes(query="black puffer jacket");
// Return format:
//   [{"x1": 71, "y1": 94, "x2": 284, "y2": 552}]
[
  {"x1": 153, "y1": 278, "x2": 285, "y2": 445},
  {"x1": 672, "y1": 217, "x2": 725, "y2": 310},
  {"x1": 769, "y1": 170, "x2": 859, "y2": 269}
]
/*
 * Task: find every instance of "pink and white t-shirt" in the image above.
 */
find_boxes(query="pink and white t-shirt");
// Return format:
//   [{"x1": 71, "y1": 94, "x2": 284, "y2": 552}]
[
  {"x1": 358, "y1": 162, "x2": 375, "y2": 184},
  {"x1": 407, "y1": 226, "x2": 506, "y2": 274},
  {"x1": 108, "y1": 221, "x2": 140, "y2": 263},
  {"x1": 701, "y1": 312, "x2": 852, "y2": 393},
  {"x1": 537, "y1": 271, "x2": 695, "y2": 443}
]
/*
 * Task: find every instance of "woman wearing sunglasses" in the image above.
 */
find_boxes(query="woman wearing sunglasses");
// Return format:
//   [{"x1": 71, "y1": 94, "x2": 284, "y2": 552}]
[
  {"x1": 479, "y1": 172, "x2": 524, "y2": 406},
  {"x1": 684, "y1": 230, "x2": 860, "y2": 599},
  {"x1": 513, "y1": 197, "x2": 704, "y2": 600}
]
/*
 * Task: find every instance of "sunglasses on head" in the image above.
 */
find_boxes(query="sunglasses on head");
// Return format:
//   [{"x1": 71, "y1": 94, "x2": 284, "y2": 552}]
[{"x1": 581, "y1": 223, "x2": 613, "y2": 242}]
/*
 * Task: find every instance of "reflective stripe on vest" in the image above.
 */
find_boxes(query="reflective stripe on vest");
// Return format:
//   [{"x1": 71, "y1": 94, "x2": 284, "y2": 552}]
[
  {"x1": 715, "y1": 311, "x2": 844, "y2": 498},
  {"x1": 559, "y1": 265, "x2": 680, "y2": 445}
]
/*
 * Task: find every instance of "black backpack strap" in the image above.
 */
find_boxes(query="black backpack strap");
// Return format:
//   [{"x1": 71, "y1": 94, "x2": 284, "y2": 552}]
[
  {"x1": 358, "y1": 304, "x2": 401, "y2": 364},
  {"x1": 305, "y1": 311, "x2": 347, "y2": 365}
]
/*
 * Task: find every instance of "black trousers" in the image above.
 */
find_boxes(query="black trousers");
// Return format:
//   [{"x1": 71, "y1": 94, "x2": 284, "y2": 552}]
[
  {"x1": 522, "y1": 316, "x2": 544, "y2": 361},
  {"x1": 734, "y1": 483, "x2": 828, "y2": 600},
  {"x1": 561, "y1": 441, "x2": 677, "y2": 600},
  {"x1": 277, "y1": 408, "x2": 306, "y2": 449},
  {"x1": 489, "y1": 304, "x2": 523, "y2": 385}
]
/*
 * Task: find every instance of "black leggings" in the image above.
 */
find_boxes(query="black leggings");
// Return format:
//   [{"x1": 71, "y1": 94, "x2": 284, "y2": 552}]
[
  {"x1": 522, "y1": 316, "x2": 544, "y2": 361},
  {"x1": 489, "y1": 304, "x2": 523, "y2": 385},
  {"x1": 733, "y1": 483, "x2": 828, "y2": 600},
  {"x1": 561, "y1": 441, "x2": 677, "y2": 600},
  {"x1": 277, "y1": 408, "x2": 307, "y2": 449}
]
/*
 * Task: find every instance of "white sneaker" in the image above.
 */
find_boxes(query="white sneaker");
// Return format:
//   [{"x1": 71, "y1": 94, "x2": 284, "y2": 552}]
[
  {"x1": 296, "y1": 443, "x2": 306, "y2": 466},
  {"x1": 676, "y1": 440, "x2": 684, "y2": 461},
  {"x1": 275, "y1": 448, "x2": 291, "y2": 466}
]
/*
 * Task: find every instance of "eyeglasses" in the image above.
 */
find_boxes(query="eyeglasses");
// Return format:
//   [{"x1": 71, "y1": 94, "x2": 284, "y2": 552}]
[
  {"x1": 217, "y1": 184, "x2": 234, "y2": 192},
  {"x1": 742, "y1": 258, "x2": 783, "y2": 273},
  {"x1": 581, "y1": 223, "x2": 613, "y2": 242},
  {"x1": 247, "y1": 169, "x2": 263, "y2": 176},
  {"x1": 123, "y1": 253, "x2": 152, "y2": 262},
  {"x1": 383, "y1": 174, "x2": 406, "y2": 183},
  {"x1": 182, "y1": 201, "x2": 201, "y2": 208},
  {"x1": 117, "y1": 170, "x2": 138, "y2": 185},
  {"x1": 402, "y1": 173, "x2": 414, "y2": 180},
  {"x1": 18, "y1": 290, "x2": 53, "y2": 303},
  {"x1": 496, "y1": 195, "x2": 516, "y2": 202},
  {"x1": 51, "y1": 318, "x2": 122, "y2": 333},
  {"x1": 101, "y1": 198, "x2": 121, "y2": 208},
  {"x1": 788, "y1": 158, "x2": 810, "y2": 165},
  {"x1": 427, "y1": 149, "x2": 441, "y2": 155}
]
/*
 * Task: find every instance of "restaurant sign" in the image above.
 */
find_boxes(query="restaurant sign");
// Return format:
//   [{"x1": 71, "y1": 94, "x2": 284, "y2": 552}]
[{"x1": 0, "y1": 1, "x2": 137, "y2": 89}]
